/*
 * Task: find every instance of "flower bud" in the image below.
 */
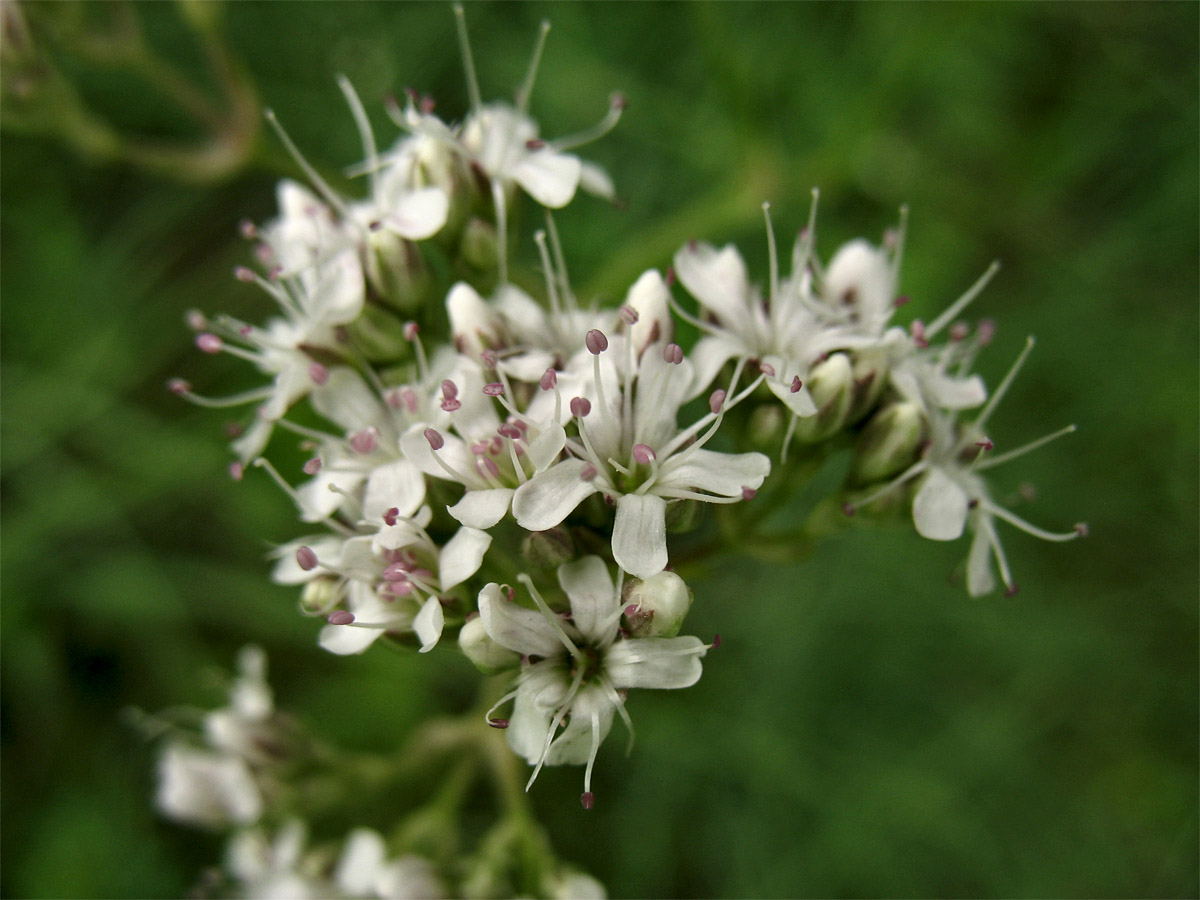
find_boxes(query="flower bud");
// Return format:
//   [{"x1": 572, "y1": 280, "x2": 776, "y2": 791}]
[
  {"x1": 664, "y1": 497, "x2": 701, "y2": 533},
  {"x1": 344, "y1": 302, "x2": 416, "y2": 363},
  {"x1": 623, "y1": 269, "x2": 674, "y2": 353},
  {"x1": 299, "y1": 577, "x2": 341, "y2": 615},
  {"x1": 851, "y1": 401, "x2": 927, "y2": 484},
  {"x1": 622, "y1": 571, "x2": 693, "y2": 638},
  {"x1": 458, "y1": 614, "x2": 520, "y2": 674},
  {"x1": 459, "y1": 216, "x2": 500, "y2": 272},
  {"x1": 365, "y1": 231, "x2": 432, "y2": 312},
  {"x1": 846, "y1": 347, "x2": 890, "y2": 424},
  {"x1": 446, "y1": 282, "x2": 504, "y2": 358},
  {"x1": 790, "y1": 352, "x2": 854, "y2": 443},
  {"x1": 522, "y1": 526, "x2": 576, "y2": 569}
]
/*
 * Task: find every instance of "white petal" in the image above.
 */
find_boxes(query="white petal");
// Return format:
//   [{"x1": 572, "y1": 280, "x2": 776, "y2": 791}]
[
  {"x1": 363, "y1": 459, "x2": 426, "y2": 522},
  {"x1": 510, "y1": 149, "x2": 582, "y2": 208},
  {"x1": 439, "y1": 527, "x2": 492, "y2": 590},
  {"x1": 766, "y1": 377, "x2": 819, "y2": 417},
  {"x1": 612, "y1": 493, "x2": 668, "y2": 579},
  {"x1": 686, "y1": 334, "x2": 741, "y2": 399},
  {"x1": 311, "y1": 368, "x2": 384, "y2": 432},
  {"x1": 512, "y1": 459, "x2": 599, "y2": 531},
  {"x1": 659, "y1": 448, "x2": 770, "y2": 497},
  {"x1": 925, "y1": 371, "x2": 987, "y2": 410},
  {"x1": 672, "y1": 242, "x2": 752, "y2": 325},
  {"x1": 506, "y1": 662, "x2": 566, "y2": 762},
  {"x1": 823, "y1": 239, "x2": 892, "y2": 322},
  {"x1": 913, "y1": 467, "x2": 969, "y2": 541},
  {"x1": 579, "y1": 160, "x2": 615, "y2": 200},
  {"x1": 271, "y1": 536, "x2": 344, "y2": 584},
  {"x1": 295, "y1": 467, "x2": 367, "y2": 523},
  {"x1": 448, "y1": 488, "x2": 513, "y2": 529},
  {"x1": 624, "y1": 269, "x2": 672, "y2": 351},
  {"x1": 604, "y1": 636, "x2": 706, "y2": 690},
  {"x1": 306, "y1": 249, "x2": 365, "y2": 327},
  {"x1": 318, "y1": 622, "x2": 383, "y2": 655},
  {"x1": 527, "y1": 422, "x2": 567, "y2": 472},
  {"x1": 413, "y1": 596, "x2": 445, "y2": 653},
  {"x1": 557, "y1": 556, "x2": 616, "y2": 646},
  {"x1": 545, "y1": 684, "x2": 615, "y2": 765},
  {"x1": 334, "y1": 829, "x2": 386, "y2": 895},
  {"x1": 967, "y1": 522, "x2": 996, "y2": 596},
  {"x1": 478, "y1": 584, "x2": 565, "y2": 659},
  {"x1": 387, "y1": 187, "x2": 449, "y2": 240}
]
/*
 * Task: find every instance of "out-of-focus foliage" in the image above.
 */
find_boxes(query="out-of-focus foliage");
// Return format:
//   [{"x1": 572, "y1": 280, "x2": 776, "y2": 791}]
[{"x1": 2, "y1": 2, "x2": 1196, "y2": 897}]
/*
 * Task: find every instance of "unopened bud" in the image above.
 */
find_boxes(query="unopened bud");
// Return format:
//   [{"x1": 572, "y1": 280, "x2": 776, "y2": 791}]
[
  {"x1": 621, "y1": 571, "x2": 693, "y2": 637},
  {"x1": 299, "y1": 577, "x2": 340, "y2": 615},
  {"x1": 851, "y1": 401, "x2": 927, "y2": 484},
  {"x1": 345, "y1": 303, "x2": 416, "y2": 362},
  {"x1": 459, "y1": 216, "x2": 499, "y2": 271},
  {"x1": 790, "y1": 353, "x2": 853, "y2": 444},
  {"x1": 521, "y1": 526, "x2": 576, "y2": 569},
  {"x1": 458, "y1": 615, "x2": 521, "y2": 674}
]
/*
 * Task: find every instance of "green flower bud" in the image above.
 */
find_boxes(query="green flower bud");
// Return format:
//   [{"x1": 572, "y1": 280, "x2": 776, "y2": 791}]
[
  {"x1": 621, "y1": 571, "x2": 693, "y2": 638},
  {"x1": 851, "y1": 401, "x2": 927, "y2": 484},
  {"x1": 458, "y1": 614, "x2": 520, "y2": 674},
  {"x1": 299, "y1": 577, "x2": 341, "y2": 615},
  {"x1": 664, "y1": 498, "x2": 702, "y2": 533},
  {"x1": 344, "y1": 302, "x2": 415, "y2": 363},
  {"x1": 365, "y1": 232, "x2": 431, "y2": 312},
  {"x1": 846, "y1": 347, "x2": 890, "y2": 424},
  {"x1": 521, "y1": 527, "x2": 575, "y2": 569},
  {"x1": 791, "y1": 352, "x2": 854, "y2": 443},
  {"x1": 460, "y1": 216, "x2": 500, "y2": 273}
]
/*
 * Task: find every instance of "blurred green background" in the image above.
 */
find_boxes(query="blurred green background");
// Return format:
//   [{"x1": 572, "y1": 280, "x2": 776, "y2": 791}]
[{"x1": 2, "y1": 2, "x2": 1196, "y2": 897}]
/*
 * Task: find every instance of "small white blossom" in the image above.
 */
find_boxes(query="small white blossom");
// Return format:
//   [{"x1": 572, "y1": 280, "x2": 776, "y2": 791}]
[{"x1": 479, "y1": 556, "x2": 708, "y2": 806}]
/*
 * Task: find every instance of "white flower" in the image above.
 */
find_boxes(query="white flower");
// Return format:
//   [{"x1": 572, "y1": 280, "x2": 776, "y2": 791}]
[
  {"x1": 204, "y1": 645, "x2": 279, "y2": 764},
  {"x1": 511, "y1": 332, "x2": 769, "y2": 578},
  {"x1": 478, "y1": 556, "x2": 708, "y2": 806},
  {"x1": 849, "y1": 338, "x2": 1084, "y2": 595},
  {"x1": 156, "y1": 743, "x2": 262, "y2": 829}
]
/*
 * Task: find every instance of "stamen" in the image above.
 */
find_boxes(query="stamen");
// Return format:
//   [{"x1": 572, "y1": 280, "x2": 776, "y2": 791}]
[
  {"x1": 571, "y1": 397, "x2": 592, "y2": 418},
  {"x1": 383, "y1": 507, "x2": 400, "y2": 527},
  {"x1": 196, "y1": 333, "x2": 223, "y2": 354},
  {"x1": 632, "y1": 444, "x2": 656, "y2": 464},
  {"x1": 709, "y1": 389, "x2": 726, "y2": 415},
  {"x1": 620, "y1": 305, "x2": 639, "y2": 325},
  {"x1": 517, "y1": 574, "x2": 583, "y2": 661},
  {"x1": 540, "y1": 368, "x2": 558, "y2": 391},
  {"x1": 926, "y1": 261, "x2": 1001, "y2": 338},
  {"x1": 336, "y1": 75, "x2": 380, "y2": 197},
  {"x1": 452, "y1": 4, "x2": 483, "y2": 112},
  {"x1": 308, "y1": 363, "x2": 329, "y2": 385},
  {"x1": 585, "y1": 329, "x2": 609, "y2": 355},
  {"x1": 973, "y1": 336, "x2": 1035, "y2": 434},
  {"x1": 483, "y1": 382, "x2": 505, "y2": 397},
  {"x1": 296, "y1": 546, "x2": 318, "y2": 571},
  {"x1": 762, "y1": 202, "x2": 779, "y2": 312},
  {"x1": 741, "y1": 487, "x2": 756, "y2": 500},
  {"x1": 976, "y1": 424, "x2": 1077, "y2": 470},
  {"x1": 983, "y1": 500, "x2": 1084, "y2": 543},
  {"x1": 424, "y1": 428, "x2": 445, "y2": 451},
  {"x1": 663, "y1": 343, "x2": 684, "y2": 365},
  {"x1": 327, "y1": 610, "x2": 355, "y2": 625},
  {"x1": 349, "y1": 428, "x2": 377, "y2": 455},
  {"x1": 551, "y1": 92, "x2": 626, "y2": 153},
  {"x1": 264, "y1": 109, "x2": 348, "y2": 217},
  {"x1": 515, "y1": 20, "x2": 551, "y2": 115}
]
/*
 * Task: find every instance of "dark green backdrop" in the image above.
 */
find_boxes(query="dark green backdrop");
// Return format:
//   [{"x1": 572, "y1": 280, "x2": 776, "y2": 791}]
[{"x1": 2, "y1": 3, "x2": 1196, "y2": 897}]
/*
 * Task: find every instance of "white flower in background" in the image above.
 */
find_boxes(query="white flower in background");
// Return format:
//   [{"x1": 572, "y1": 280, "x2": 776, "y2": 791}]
[
  {"x1": 227, "y1": 821, "x2": 316, "y2": 900},
  {"x1": 511, "y1": 330, "x2": 769, "y2": 578},
  {"x1": 479, "y1": 556, "x2": 709, "y2": 807},
  {"x1": 847, "y1": 338, "x2": 1085, "y2": 595},
  {"x1": 227, "y1": 824, "x2": 444, "y2": 900},
  {"x1": 156, "y1": 743, "x2": 262, "y2": 829},
  {"x1": 204, "y1": 645, "x2": 280, "y2": 764}
]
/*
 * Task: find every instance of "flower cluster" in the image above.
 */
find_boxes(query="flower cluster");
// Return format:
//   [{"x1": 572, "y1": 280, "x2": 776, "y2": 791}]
[{"x1": 161, "y1": 6, "x2": 1085, "y2": 897}]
